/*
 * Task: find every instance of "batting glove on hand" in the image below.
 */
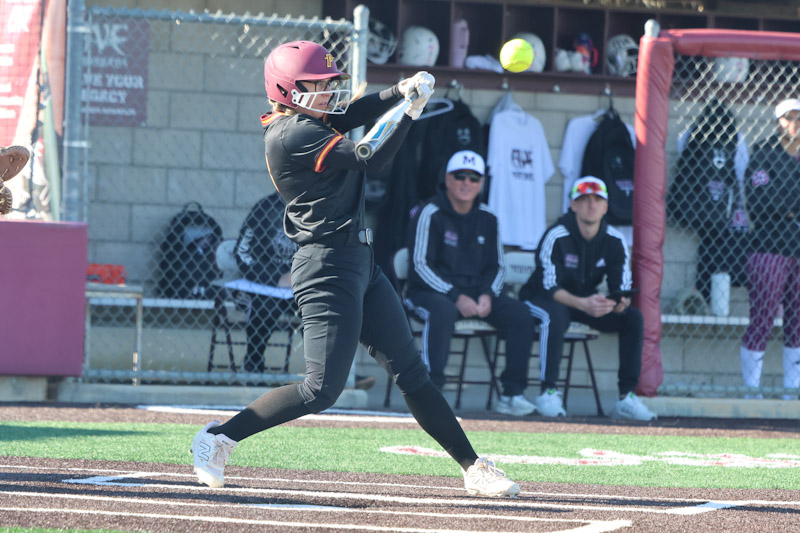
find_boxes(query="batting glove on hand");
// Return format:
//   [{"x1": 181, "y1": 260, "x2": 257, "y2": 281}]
[
  {"x1": 398, "y1": 71, "x2": 435, "y2": 100},
  {"x1": 404, "y1": 83, "x2": 434, "y2": 120}
]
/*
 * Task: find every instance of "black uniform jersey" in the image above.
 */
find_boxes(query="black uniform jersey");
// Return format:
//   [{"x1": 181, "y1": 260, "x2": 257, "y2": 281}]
[
  {"x1": 745, "y1": 135, "x2": 800, "y2": 257},
  {"x1": 408, "y1": 187, "x2": 505, "y2": 301},
  {"x1": 519, "y1": 210, "x2": 632, "y2": 301},
  {"x1": 261, "y1": 89, "x2": 408, "y2": 245}
]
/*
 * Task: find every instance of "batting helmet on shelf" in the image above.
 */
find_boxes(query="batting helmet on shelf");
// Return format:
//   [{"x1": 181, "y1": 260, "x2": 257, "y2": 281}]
[
  {"x1": 397, "y1": 26, "x2": 440, "y2": 67},
  {"x1": 264, "y1": 41, "x2": 351, "y2": 114},
  {"x1": 367, "y1": 18, "x2": 397, "y2": 64},
  {"x1": 711, "y1": 56, "x2": 750, "y2": 84},
  {"x1": 606, "y1": 34, "x2": 639, "y2": 77},
  {"x1": 511, "y1": 32, "x2": 547, "y2": 73}
]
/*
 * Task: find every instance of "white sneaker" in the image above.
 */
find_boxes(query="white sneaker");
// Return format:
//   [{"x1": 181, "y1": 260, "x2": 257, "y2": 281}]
[
  {"x1": 463, "y1": 457, "x2": 520, "y2": 498},
  {"x1": 535, "y1": 389, "x2": 566, "y2": 417},
  {"x1": 190, "y1": 420, "x2": 237, "y2": 488},
  {"x1": 612, "y1": 392, "x2": 657, "y2": 421},
  {"x1": 494, "y1": 394, "x2": 537, "y2": 416}
]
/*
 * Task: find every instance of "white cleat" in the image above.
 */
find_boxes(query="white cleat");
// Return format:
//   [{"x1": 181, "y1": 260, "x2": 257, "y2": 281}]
[
  {"x1": 190, "y1": 420, "x2": 237, "y2": 488},
  {"x1": 612, "y1": 392, "x2": 658, "y2": 421},
  {"x1": 494, "y1": 394, "x2": 537, "y2": 416},
  {"x1": 463, "y1": 457, "x2": 520, "y2": 498}
]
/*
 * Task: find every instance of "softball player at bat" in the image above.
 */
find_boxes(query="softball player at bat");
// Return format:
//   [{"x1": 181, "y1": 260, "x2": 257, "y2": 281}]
[{"x1": 191, "y1": 40, "x2": 519, "y2": 498}]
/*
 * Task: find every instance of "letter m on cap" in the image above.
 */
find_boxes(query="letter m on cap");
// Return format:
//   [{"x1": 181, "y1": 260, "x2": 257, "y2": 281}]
[{"x1": 463, "y1": 154, "x2": 475, "y2": 165}]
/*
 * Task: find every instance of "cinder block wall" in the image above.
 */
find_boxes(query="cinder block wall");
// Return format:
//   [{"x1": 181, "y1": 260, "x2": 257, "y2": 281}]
[{"x1": 83, "y1": 0, "x2": 780, "y2": 398}]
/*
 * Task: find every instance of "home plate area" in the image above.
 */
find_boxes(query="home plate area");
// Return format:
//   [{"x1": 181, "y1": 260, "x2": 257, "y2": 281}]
[{"x1": 1, "y1": 457, "x2": 798, "y2": 532}]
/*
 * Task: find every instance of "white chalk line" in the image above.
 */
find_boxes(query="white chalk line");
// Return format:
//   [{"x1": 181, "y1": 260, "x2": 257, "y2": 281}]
[
  {"x1": 54, "y1": 472, "x2": 772, "y2": 516},
  {"x1": 0, "y1": 506, "x2": 551, "y2": 533},
  {"x1": 0, "y1": 488, "x2": 629, "y2": 531},
  {"x1": 4, "y1": 463, "x2": 800, "y2": 510}
]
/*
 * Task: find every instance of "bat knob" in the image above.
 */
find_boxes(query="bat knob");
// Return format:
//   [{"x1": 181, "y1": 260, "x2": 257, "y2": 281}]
[{"x1": 355, "y1": 143, "x2": 373, "y2": 160}]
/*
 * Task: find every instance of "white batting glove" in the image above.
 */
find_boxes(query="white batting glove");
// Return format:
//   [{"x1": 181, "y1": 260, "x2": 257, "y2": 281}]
[
  {"x1": 398, "y1": 71, "x2": 435, "y2": 100},
  {"x1": 404, "y1": 82, "x2": 434, "y2": 120}
]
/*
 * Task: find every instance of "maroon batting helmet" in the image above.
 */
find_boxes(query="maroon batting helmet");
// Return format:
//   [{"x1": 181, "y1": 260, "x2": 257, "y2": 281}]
[{"x1": 264, "y1": 41, "x2": 350, "y2": 109}]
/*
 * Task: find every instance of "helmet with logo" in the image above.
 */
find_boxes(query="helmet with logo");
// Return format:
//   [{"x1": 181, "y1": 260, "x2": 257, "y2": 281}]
[
  {"x1": 511, "y1": 32, "x2": 546, "y2": 73},
  {"x1": 606, "y1": 34, "x2": 639, "y2": 77},
  {"x1": 397, "y1": 26, "x2": 439, "y2": 67},
  {"x1": 264, "y1": 40, "x2": 351, "y2": 114},
  {"x1": 711, "y1": 56, "x2": 749, "y2": 84},
  {"x1": 368, "y1": 18, "x2": 397, "y2": 64}
]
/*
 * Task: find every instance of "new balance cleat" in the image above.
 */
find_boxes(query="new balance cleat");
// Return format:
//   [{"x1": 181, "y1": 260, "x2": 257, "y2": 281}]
[
  {"x1": 190, "y1": 420, "x2": 237, "y2": 488},
  {"x1": 463, "y1": 457, "x2": 520, "y2": 498}
]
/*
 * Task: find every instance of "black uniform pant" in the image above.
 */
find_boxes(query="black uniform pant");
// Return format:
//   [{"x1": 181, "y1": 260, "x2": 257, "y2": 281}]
[
  {"x1": 525, "y1": 296, "x2": 643, "y2": 396},
  {"x1": 291, "y1": 240, "x2": 430, "y2": 413},
  {"x1": 210, "y1": 236, "x2": 479, "y2": 470},
  {"x1": 406, "y1": 291, "x2": 536, "y2": 396},
  {"x1": 244, "y1": 295, "x2": 294, "y2": 373}
]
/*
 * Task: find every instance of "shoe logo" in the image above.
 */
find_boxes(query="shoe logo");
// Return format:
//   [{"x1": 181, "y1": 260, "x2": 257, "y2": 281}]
[{"x1": 197, "y1": 441, "x2": 211, "y2": 462}]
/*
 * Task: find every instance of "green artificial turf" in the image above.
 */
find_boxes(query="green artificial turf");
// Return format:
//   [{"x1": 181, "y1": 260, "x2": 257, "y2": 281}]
[{"x1": 2, "y1": 420, "x2": 799, "y2": 490}]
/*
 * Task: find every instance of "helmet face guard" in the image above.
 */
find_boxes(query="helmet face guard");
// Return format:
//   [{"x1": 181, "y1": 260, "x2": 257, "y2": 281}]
[
  {"x1": 291, "y1": 78, "x2": 351, "y2": 115},
  {"x1": 264, "y1": 41, "x2": 351, "y2": 114}
]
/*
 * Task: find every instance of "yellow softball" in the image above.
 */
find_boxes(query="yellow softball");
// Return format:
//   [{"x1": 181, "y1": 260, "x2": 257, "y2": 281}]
[{"x1": 500, "y1": 38, "x2": 534, "y2": 73}]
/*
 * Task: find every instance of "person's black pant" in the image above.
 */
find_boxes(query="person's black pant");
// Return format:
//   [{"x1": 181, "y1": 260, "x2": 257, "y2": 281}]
[
  {"x1": 406, "y1": 291, "x2": 536, "y2": 396},
  {"x1": 243, "y1": 295, "x2": 294, "y2": 373},
  {"x1": 525, "y1": 297, "x2": 643, "y2": 395},
  {"x1": 291, "y1": 241, "x2": 430, "y2": 413}
]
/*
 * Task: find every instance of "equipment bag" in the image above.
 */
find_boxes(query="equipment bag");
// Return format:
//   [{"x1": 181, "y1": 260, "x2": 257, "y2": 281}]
[
  {"x1": 581, "y1": 109, "x2": 635, "y2": 225},
  {"x1": 156, "y1": 201, "x2": 223, "y2": 298}
]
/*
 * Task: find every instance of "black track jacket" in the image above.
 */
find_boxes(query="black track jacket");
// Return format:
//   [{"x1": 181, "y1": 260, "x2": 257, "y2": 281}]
[
  {"x1": 519, "y1": 210, "x2": 632, "y2": 301},
  {"x1": 407, "y1": 188, "x2": 505, "y2": 302}
]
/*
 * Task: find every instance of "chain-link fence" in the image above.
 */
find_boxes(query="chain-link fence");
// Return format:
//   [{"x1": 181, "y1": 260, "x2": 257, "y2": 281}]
[
  {"x1": 662, "y1": 53, "x2": 800, "y2": 399},
  {"x1": 80, "y1": 6, "x2": 363, "y2": 386}
]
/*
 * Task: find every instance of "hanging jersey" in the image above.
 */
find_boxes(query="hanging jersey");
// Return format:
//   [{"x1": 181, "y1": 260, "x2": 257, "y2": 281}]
[
  {"x1": 559, "y1": 113, "x2": 636, "y2": 244},
  {"x1": 487, "y1": 109, "x2": 554, "y2": 249}
]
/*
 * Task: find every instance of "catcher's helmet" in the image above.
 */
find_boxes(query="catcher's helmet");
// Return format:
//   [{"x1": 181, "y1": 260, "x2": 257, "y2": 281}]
[
  {"x1": 264, "y1": 41, "x2": 351, "y2": 114},
  {"x1": 606, "y1": 34, "x2": 639, "y2": 77},
  {"x1": 368, "y1": 19, "x2": 397, "y2": 64},
  {"x1": 397, "y1": 26, "x2": 439, "y2": 67},
  {"x1": 711, "y1": 56, "x2": 749, "y2": 84}
]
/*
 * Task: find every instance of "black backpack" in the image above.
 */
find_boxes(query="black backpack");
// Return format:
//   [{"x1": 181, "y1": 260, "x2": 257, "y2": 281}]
[
  {"x1": 156, "y1": 202, "x2": 223, "y2": 299},
  {"x1": 581, "y1": 110, "x2": 635, "y2": 225}
]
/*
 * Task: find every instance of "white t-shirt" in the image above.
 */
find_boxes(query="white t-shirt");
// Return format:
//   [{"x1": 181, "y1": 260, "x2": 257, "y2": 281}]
[
  {"x1": 488, "y1": 109, "x2": 554, "y2": 249},
  {"x1": 559, "y1": 112, "x2": 636, "y2": 244}
]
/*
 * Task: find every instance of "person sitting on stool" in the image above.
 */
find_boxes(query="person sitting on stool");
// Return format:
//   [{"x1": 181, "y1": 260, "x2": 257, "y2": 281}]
[
  {"x1": 406, "y1": 150, "x2": 538, "y2": 416},
  {"x1": 235, "y1": 192, "x2": 297, "y2": 373},
  {"x1": 519, "y1": 176, "x2": 657, "y2": 420}
]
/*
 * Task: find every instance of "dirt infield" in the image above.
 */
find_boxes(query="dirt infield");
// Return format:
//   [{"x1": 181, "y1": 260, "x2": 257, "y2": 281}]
[{"x1": 2, "y1": 404, "x2": 799, "y2": 532}]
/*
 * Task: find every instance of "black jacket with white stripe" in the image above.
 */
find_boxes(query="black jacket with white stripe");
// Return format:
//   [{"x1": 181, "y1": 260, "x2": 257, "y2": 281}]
[
  {"x1": 407, "y1": 188, "x2": 505, "y2": 302},
  {"x1": 519, "y1": 210, "x2": 631, "y2": 302}
]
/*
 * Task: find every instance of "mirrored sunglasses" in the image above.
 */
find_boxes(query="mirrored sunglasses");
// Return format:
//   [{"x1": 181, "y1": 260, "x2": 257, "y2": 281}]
[
  {"x1": 452, "y1": 171, "x2": 482, "y2": 183},
  {"x1": 572, "y1": 180, "x2": 607, "y2": 197}
]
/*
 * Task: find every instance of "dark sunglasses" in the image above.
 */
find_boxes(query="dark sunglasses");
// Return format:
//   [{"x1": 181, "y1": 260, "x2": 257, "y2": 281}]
[{"x1": 452, "y1": 171, "x2": 482, "y2": 183}]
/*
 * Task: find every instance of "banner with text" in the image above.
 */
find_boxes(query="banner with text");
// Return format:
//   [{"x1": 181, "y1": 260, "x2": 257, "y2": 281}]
[{"x1": 82, "y1": 16, "x2": 148, "y2": 126}]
